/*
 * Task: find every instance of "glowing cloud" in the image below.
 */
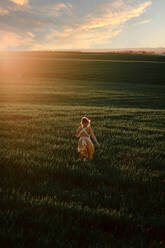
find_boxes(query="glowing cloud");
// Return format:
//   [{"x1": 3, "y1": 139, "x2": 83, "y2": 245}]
[
  {"x1": 137, "y1": 19, "x2": 151, "y2": 25},
  {"x1": 43, "y1": 0, "x2": 152, "y2": 50},
  {"x1": 0, "y1": 0, "x2": 154, "y2": 50},
  {"x1": 0, "y1": 30, "x2": 34, "y2": 50},
  {"x1": 55, "y1": 3, "x2": 69, "y2": 11},
  {"x1": 10, "y1": 0, "x2": 28, "y2": 6},
  {"x1": 27, "y1": 32, "x2": 35, "y2": 38},
  {"x1": 0, "y1": 7, "x2": 9, "y2": 16},
  {"x1": 42, "y1": 27, "x2": 122, "y2": 50},
  {"x1": 79, "y1": 1, "x2": 152, "y2": 30}
]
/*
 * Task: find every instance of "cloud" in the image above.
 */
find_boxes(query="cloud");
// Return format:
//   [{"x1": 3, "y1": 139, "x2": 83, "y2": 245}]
[
  {"x1": 0, "y1": 30, "x2": 34, "y2": 50},
  {"x1": 29, "y1": 2, "x2": 73, "y2": 18},
  {"x1": 134, "y1": 19, "x2": 151, "y2": 25},
  {"x1": 54, "y1": 3, "x2": 70, "y2": 11},
  {"x1": 27, "y1": 32, "x2": 35, "y2": 38},
  {"x1": 78, "y1": 1, "x2": 152, "y2": 30},
  {"x1": 45, "y1": 26, "x2": 122, "y2": 49},
  {"x1": 41, "y1": 0, "x2": 152, "y2": 50},
  {"x1": 10, "y1": 0, "x2": 28, "y2": 6},
  {"x1": 0, "y1": 7, "x2": 9, "y2": 16},
  {"x1": 38, "y1": 27, "x2": 121, "y2": 50},
  {"x1": 0, "y1": 0, "x2": 153, "y2": 50},
  {"x1": 0, "y1": 0, "x2": 49, "y2": 33}
]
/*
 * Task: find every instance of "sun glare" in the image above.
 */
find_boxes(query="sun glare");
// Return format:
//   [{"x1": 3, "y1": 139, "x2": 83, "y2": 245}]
[{"x1": 10, "y1": 0, "x2": 28, "y2": 6}]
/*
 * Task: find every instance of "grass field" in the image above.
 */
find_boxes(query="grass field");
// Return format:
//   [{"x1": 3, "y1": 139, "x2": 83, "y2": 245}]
[{"x1": 0, "y1": 52, "x2": 165, "y2": 247}]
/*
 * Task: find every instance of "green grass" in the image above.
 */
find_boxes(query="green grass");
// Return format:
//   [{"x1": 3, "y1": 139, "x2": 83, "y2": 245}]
[{"x1": 0, "y1": 52, "x2": 165, "y2": 247}]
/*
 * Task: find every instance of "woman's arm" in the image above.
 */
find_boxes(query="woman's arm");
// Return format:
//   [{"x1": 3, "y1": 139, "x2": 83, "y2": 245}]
[
  {"x1": 75, "y1": 127, "x2": 80, "y2": 138},
  {"x1": 91, "y1": 133, "x2": 100, "y2": 147}
]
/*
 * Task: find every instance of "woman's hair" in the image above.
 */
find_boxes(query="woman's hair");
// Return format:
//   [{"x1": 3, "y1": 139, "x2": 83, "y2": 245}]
[{"x1": 81, "y1": 116, "x2": 91, "y2": 127}]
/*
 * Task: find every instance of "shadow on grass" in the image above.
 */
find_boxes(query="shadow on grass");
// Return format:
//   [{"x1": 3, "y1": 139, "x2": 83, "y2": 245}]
[{"x1": 0, "y1": 156, "x2": 165, "y2": 247}]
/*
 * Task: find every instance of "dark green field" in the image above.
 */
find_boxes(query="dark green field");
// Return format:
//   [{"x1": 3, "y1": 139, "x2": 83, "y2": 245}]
[{"x1": 0, "y1": 52, "x2": 165, "y2": 247}]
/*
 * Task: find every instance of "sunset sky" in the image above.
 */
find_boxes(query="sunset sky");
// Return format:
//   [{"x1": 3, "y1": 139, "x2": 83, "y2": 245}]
[{"x1": 0, "y1": 0, "x2": 164, "y2": 50}]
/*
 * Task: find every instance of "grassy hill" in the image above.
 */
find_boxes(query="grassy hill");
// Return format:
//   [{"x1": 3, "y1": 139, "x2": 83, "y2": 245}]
[
  {"x1": 0, "y1": 52, "x2": 165, "y2": 247},
  {"x1": 1, "y1": 52, "x2": 165, "y2": 85}
]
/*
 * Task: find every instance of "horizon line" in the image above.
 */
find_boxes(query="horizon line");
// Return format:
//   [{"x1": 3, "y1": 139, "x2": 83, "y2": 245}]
[{"x1": 0, "y1": 47, "x2": 165, "y2": 51}]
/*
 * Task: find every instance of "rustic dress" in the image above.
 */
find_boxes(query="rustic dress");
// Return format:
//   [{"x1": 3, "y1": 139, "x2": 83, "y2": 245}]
[{"x1": 76, "y1": 126, "x2": 94, "y2": 159}]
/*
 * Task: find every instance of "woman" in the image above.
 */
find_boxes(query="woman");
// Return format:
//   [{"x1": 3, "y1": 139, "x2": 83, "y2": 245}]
[{"x1": 76, "y1": 116, "x2": 100, "y2": 160}]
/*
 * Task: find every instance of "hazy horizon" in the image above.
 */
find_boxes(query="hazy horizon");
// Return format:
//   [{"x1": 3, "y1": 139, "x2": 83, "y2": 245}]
[{"x1": 1, "y1": 47, "x2": 165, "y2": 53}]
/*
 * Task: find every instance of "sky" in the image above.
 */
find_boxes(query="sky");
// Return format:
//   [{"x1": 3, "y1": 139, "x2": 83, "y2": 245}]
[{"x1": 0, "y1": 0, "x2": 165, "y2": 50}]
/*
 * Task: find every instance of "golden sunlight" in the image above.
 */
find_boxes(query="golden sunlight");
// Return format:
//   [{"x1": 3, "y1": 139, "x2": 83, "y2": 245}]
[{"x1": 10, "y1": 0, "x2": 28, "y2": 6}]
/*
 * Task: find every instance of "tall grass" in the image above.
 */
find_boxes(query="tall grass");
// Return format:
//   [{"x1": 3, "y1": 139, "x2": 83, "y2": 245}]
[{"x1": 0, "y1": 52, "x2": 165, "y2": 247}]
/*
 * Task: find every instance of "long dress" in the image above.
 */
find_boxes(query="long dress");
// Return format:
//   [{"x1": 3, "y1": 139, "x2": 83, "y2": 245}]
[{"x1": 76, "y1": 126, "x2": 94, "y2": 159}]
